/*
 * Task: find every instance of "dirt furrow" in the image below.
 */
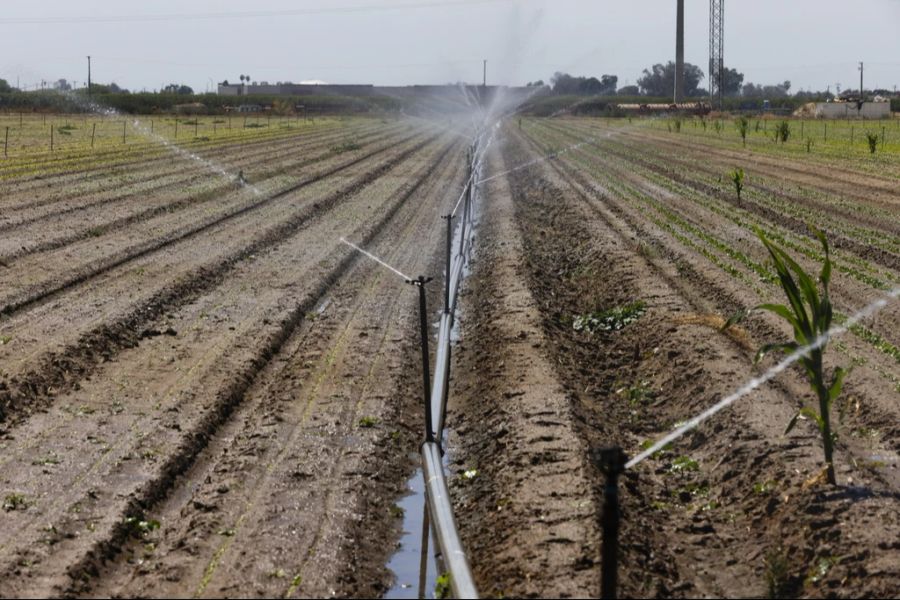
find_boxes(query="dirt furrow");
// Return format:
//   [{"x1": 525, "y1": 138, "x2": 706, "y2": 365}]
[
  {"x1": 0, "y1": 133, "x2": 460, "y2": 598},
  {"x1": 0, "y1": 127, "x2": 430, "y2": 317},
  {"x1": 0, "y1": 125, "x2": 442, "y2": 426},
  {"x1": 0, "y1": 120, "x2": 396, "y2": 233},
  {"x1": 0, "y1": 125, "x2": 409, "y2": 262},
  {"x1": 467, "y1": 123, "x2": 900, "y2": 598}
]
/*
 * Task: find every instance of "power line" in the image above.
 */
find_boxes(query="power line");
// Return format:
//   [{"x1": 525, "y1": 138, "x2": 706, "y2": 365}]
[{"x1": 0, "y1": 0, "x2": 516, "y2": 25}]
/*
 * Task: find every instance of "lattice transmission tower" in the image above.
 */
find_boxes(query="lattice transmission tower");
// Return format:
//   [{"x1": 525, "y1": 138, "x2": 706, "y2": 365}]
[{"x1": 709, "y1": 0, "x2": 724, "y2": 108}]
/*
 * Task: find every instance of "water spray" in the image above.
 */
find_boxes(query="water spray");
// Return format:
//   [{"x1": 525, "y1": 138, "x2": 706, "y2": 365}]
[
  {"x1": 338, "y1": 237, "x2": 412, "y2": 282},
  {"x1": 627, "y1": 285, "x2": 900, "y2": 470}
]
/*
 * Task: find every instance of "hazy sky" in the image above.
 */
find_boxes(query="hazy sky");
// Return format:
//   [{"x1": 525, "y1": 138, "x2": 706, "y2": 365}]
[{"x1": 2, "y1": 0, "x2": 899, "y2": 94}]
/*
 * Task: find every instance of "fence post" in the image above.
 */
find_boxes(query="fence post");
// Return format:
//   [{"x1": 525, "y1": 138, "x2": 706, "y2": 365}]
[
  {"x1": 593, "y1": 446, "x2": 627, "y2": 600},
  {"x1": 409, "y1": 276, "x2": 435, "y2": 444},
  {"x1": 122, "y1": 120, "x2": 126, "y2": 144},
  {"x1": 4, "y1": 126, "x2": 8, "y2": 157},
  {"x1": 91, "y1": 123, "x2": 96, "y2": 148},
  {"x1": 195, "y1": 119, "x2": 199, "y2": 138},
  {"x1": 50, "y1": 124, "x2": 53, "y2": 151},
  {"x1": 175, "y1": 120, "x2": 178, "y2": 139}
]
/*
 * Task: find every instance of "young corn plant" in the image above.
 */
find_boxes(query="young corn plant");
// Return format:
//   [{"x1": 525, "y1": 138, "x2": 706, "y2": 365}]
[
  {"x1": 865, "y1": 132, "x2": 878, "y2": 154},
  {"x1": 775, "y1": 121, "x2": 791, "y2": 143},
  {"x1": 726, "y1": 228, "x2": 844, "y2": 485},
  {"x1": 730, "y1": 167, "x2": 745, "y2": 202},
  {"x1": 737, "y1": 116, "x2": 749, "y2": 147}
]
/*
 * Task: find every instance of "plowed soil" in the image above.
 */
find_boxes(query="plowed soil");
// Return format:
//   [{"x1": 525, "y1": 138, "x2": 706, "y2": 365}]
[
  {"x1": 447, "y1": 119, "x2": 899, "y2": 598},
  {"x1": 2, "y1": 113, "x2": 898, "y2": 599},
  {"x1": 0, "y1": 117, "x2": 463, "y2": 597}
]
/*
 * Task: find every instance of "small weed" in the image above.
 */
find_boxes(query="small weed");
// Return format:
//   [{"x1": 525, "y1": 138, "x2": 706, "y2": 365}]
[
  {"x1": 462, "y1": 468, "x2": 479, "y2": 480},
  {"x1": 124, "y1": 516, "x2": 160, "y2": 537},
  {"x1": 573, "y1": 300, "x2": 646, "y2": 333},
  {"x1": 805, "y1": 556, "x2": 840, "y2": 585},
  {"x1": 217, "y1": 528, "x2": 236, "y2": 537},
  {"x1": 434, "y1": 572, "x2": 451, "y2": 599},
  {"x1": 617, "y1": 380, "x2": 654, "y2": 405},
  {"x1": 0, "y1": 335, "x2": 12, "y2": 345},
  {"x1": 389, "y1": 505, "x2": 404, "y2": 519},
  {"x1": 764, "y1": 547, "x2": 791, "y2": 598},
  {"x1": 669, "y1": 455, "x2": 699, "y2": 473},
  {"x1": 290, "y1": 574, "x2": 303, "y2": 588},
  {"x1": 638, "y1": 439, "x2": 672, "y2": 459},
  {"x1": 331, "y1": 140, "x2": 361, "y2": 154},
  {"x1": 806, "y1": 137, "x2": 813, "y2": 153},
  {"x1": 269, "y1": 568, "x2": 287, "y2": 578},
  {"x1": 3, "y1": 493, "x2": 28, "y2": 511},
  {"x1": 753, "y1": 480, "x2": 777, "y2": 495},
  {"x1": 357, "y1": 416, "x2": 378, "y2": 428},
  {"x1": 31, "y1": 454, "x2": 60, "y2": 466}
]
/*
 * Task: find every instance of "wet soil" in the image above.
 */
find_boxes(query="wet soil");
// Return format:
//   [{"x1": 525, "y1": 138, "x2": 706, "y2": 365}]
[
  {"x1": 447, "y1": 122, "x2": 899, "y2": 598},
  {"x1": 0, "y1": 118, "x2": 463, "y2": 597}
]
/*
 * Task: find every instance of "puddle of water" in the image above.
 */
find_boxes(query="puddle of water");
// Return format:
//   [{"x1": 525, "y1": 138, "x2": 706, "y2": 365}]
[{"x1": 385, "y1": 468, "x2": 439, "y2": 599}]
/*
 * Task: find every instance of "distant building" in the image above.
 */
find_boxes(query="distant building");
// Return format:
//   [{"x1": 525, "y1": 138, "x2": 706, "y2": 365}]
[
  {"x1": 814, "y1": 101, "x2": 890, "y2": 119},
  {"x1": 218, "y1": 82, "x2": 375, "y2": 97}
]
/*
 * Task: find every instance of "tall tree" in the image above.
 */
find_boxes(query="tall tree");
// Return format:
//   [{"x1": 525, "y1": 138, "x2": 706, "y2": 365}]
[
  {"x1": 637, "y1": 61, "x2": 704, "y2": 97},
  {"x1": 722, "y1": 67, "x2": 744, "y2": 97}
]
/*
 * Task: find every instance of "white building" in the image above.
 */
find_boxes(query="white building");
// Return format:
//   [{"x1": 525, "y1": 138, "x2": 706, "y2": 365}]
[{"x1": 814, "y1": 101, "x2": 890, "y2": 119}]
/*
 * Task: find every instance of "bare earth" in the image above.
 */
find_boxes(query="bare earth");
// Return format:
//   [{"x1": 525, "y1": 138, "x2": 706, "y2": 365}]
[{"x1": 1, "y1": 115, "x2": 898, "y2": 598}]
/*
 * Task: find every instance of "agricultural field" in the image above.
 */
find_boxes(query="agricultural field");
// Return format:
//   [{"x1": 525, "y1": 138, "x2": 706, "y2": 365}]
[
  {"x1": 447, "y1": 116, "x2": 900, "y2": 598},
  {"x1": 0, "y1": 109, "x2": 898, "y2": 599},
  {"x1": 0, "y1": 114, "x2": 467, "y2": 597}
]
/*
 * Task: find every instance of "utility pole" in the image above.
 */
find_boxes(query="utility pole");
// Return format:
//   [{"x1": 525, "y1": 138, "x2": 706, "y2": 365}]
[
  {"x1": 674, "y1": 0, "x2": 685, "y2": 103},
  {"x1": 483, "y1": 60, "x2": 487, "y2": 87},
  {"x1": 87, "y1": 55, "x2": 92, "y2": 96},
  {"x1": 859, "y1": 61, "x2": 864, "y2": 99},
  {"x1": 858, "y1": 61, "x2": 864, "y2": 116}
]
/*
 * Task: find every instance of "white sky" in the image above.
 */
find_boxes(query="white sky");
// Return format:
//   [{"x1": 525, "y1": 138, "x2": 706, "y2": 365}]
[{"x1": 1, "y1": 0, "x2": 899, "y2": 94}]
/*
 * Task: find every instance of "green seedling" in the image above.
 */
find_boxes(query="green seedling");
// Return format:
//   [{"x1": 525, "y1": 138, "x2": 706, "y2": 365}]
[
  {"x1": 124, "y1": 516, "x2": 160, "y2": 537},
  {"x1": 725, "y1": 227, "x2": 844, "y2": 485},
  {"x1": 865, "y1": 132, "x2": 878, "y2": 154},
  {"x1": 775, "y1": 120, "x2": 790, "y2": 143},
  {"x1": 669, "y1": 455, "x2": 699, "y2": 473},
  {"x1": 737, "y1": 116, "x2": 749, "y2": 146},
  {"x1": 573, "y1": 300, "x2": 646, "y2": 333},
  {"x1": 3, "y1": 493, "x2": 28, "y2": 511},
  {"x1": 357, "y1": 416, "x2": 378, "y2": 428},
  {"x1": 730, "y1": 167, "x2": 745, "y2": 202},
  {"x1": 753, "y1": 480, "x2": 777, "y2": 495},
  {"x1": 764, "y1": 547, "x2": 791, "y2": 599},
  {"x1": 434, "y1": 572, "x2": 452, "y2": 600}
]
